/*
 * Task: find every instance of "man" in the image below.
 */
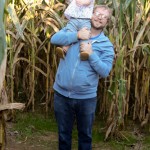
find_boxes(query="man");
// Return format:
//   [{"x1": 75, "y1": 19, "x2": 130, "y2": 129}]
[{"x1": 50, "y1": 5, "x2": 114, "y2": 150}]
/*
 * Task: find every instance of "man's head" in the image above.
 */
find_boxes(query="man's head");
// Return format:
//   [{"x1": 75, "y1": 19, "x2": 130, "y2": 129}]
[{"x1": 91, "y1": 5, "x2": 112, "y2": 30}]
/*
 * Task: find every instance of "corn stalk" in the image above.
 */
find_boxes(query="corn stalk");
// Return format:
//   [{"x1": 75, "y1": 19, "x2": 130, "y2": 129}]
[
  {"x1": 0, "y1": 0, "x2": 25, "y2": 149},
  {"x1": 5, "y1": 0, "x2": 65, "y2": 114},
  {"x1": 4, "y1": 0, "x2": 150, "y2": 141},
  {"x1": 99, "y1": 0, "x2": 150, "y2": 140},
  {"x1": 0, "y1": 0, "x2": 7, "y2": 148}
]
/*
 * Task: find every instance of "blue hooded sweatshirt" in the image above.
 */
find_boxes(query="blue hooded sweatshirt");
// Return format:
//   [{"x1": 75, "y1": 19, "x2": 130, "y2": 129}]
[{"x1": 50, "y1": 27, "x2": 114, "y2": 99}]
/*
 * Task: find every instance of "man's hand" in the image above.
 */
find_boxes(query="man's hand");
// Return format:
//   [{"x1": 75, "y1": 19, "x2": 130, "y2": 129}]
[
  {"x1": 77, "y1": 27, "x2": 91, "y2": 40},
  {"x1": 76, "y1": 0, "x2": 91, "y2": 6},
  {"x1": 80, "y1": 41, "x2": 93, "y2": 55}
]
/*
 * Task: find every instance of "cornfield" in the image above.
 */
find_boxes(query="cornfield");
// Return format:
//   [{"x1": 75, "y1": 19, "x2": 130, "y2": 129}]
[{"x1": 0, "y1": 0, "x2": 150, "y2": 148}]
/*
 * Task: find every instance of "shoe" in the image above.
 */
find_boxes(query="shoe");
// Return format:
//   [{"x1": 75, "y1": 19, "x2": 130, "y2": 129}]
[
  {"x1": 80, "y1": 52, "x2": 89, "y2": 61},
  {"x1": 56, "y1": 47, "x2": 65, "y2": 59}
]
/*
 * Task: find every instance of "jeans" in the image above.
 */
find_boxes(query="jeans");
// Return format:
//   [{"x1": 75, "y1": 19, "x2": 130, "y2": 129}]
[
  {"x1": 65, "y1": 18, "x2": 91, "y2": 32},
  {"x1": 54, "y1": 91, "x2": 97, "y2": 150}
]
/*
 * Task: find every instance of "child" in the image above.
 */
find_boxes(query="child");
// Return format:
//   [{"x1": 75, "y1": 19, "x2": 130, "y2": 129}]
[{"x1": 56, "y1": 0, "x2": 95, "y2": 60}]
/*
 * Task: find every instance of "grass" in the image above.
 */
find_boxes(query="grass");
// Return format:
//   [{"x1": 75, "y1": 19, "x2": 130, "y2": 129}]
[
  {"x1": 10, "y1": 111, "x2": 150, "y2": 150},
  {"x1": 13, "y1": 112, "x2": 57, "y2": 135}
]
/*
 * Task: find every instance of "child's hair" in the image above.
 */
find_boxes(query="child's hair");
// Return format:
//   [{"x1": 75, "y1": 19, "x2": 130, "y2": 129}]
[{"x1": 93, "y1": 5, "x2": 113, "y2": 20}]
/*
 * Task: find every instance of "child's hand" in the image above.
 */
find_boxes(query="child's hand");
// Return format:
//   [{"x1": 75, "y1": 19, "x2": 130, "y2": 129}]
[
  {"x1": 62, "y1": 46, "x2": 70, "y2": 53},
  {"x1": 76, "y1": 0, "x2": 91, "y2": 6}
]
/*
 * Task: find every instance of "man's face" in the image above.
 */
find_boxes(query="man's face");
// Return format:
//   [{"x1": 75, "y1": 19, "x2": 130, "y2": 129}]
[{"x1": 91, "y1": 8, "x2": 110, "y2": 30}]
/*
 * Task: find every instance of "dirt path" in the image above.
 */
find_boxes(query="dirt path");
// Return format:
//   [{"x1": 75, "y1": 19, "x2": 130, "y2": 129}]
[
  {"x1": 5, "y1": 122, "x2": 58, "y2": 150},
  {"x1": 5, "y1": 122, "x2": 108, "y2": 150},
  {"x1": 5, "y1": 122, "x2": 149, "y2": 150}
]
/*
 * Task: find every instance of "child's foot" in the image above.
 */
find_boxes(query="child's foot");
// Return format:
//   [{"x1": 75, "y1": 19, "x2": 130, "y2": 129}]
[
  {"x1": 80, "y1": 52, "x2": 89, "y2": 61},
  {"x1": 56, "y1": 47, "x2": 65, "y2": 59}
]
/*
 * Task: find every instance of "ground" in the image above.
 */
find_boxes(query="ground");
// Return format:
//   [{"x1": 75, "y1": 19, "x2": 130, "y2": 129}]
[
  {"x1": 6, "y1": 122, "x2": 57, "y2": 150},
  {"x1": 5, "y1": 119, "x2": 150, "y2": 150},
  {"x1": 5, "y1": 122, "x2": 114, "y2": 150}
]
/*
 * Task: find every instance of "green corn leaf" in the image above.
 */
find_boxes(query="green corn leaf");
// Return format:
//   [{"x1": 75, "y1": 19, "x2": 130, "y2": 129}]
[
  {"x1": 0, "y1": 0, "x2": 7, "y2": 65},
  {"x1": 124, "y1": 0, "x2": 132, "y2": 10},
  {"x1": 7, "y1": 3, "x2": 25, "y2": 40}
]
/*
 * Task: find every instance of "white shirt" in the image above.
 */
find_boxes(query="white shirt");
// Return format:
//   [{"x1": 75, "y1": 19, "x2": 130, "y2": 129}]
[{"x1": 64, "y1": 0, "x2": 95, "y2": 19}]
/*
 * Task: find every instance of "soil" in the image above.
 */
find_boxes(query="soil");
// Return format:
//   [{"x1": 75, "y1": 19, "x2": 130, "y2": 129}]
[
  {"x1": 5, "y1": 122, "x2": 110, "y2": 150},
  {"x1": 5, "y1": 122, "x2": 150, "y2": 150},
  {"x1": 5, "y1": 122, "x2": 58, "y2": 150}
]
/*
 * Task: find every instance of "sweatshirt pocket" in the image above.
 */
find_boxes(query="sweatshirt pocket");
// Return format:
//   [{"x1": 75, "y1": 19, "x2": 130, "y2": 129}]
[
  {"x1": 55, "y1": 63, "x2": 71, "y2": 90},
  {"x1": 72, "y1": 70, "x2": 91, "y2": 92}
]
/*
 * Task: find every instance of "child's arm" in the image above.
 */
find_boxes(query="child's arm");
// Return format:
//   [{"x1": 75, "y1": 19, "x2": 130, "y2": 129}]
[{"x1": 76, "y1": 0, "x2": 92, "y2": 6}]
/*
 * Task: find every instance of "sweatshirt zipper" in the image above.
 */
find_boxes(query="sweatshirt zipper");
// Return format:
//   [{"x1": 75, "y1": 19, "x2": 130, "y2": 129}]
[{"x1": 68, "y1": 54, "x2": 80, "y2": 97}]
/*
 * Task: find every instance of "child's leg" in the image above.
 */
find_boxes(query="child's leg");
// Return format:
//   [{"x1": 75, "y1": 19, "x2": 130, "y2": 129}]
[
  {"x1": 78, "y1": 19, "x2": 91, "y2": 61},
  {"x1": 65, "y1": 18, "x2": 79, "y2": 32},
  {"x1": 56, "y1": 18, "x2": 78, "y2": 59},
  {"x1": 56, "y1": 45, "x2": 70, "y2": 59},
  {"x1": 80, "y1": 51, "x2": 90, "y2": 60},
  {"x1": 62, "y1": 45, "x2": 70, "y2": 53},
  {"x1": 55, "y1": 47, "x2": 65, "y2": 59}
]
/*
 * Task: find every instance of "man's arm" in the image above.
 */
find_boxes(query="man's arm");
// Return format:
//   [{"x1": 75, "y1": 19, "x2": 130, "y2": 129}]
[
  {"x1": 89, "y1": 47, "x2": 114, "y2": 78},
  {"x1": 50, "y1": 28, "x2": 78, "y2": 46},
  {"x1": 50, "y1": 27, "x2": 91, "y2": 46},
  {"x1": 80, "y1": 42, "x2": 114, "y2": 78}
]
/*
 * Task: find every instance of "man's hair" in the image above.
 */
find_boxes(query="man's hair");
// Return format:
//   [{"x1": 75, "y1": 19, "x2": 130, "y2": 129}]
[{"x1": 93, "y1": 5, "x2": 113, "y2": 19}]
